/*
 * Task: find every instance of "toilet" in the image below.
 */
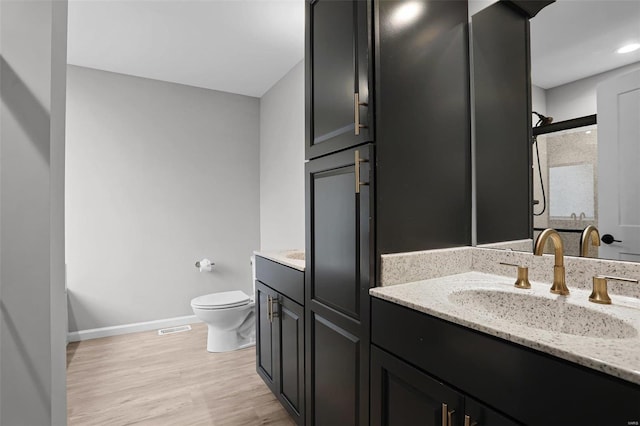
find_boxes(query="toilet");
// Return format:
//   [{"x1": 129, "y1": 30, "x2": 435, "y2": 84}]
[{"x1": 191, "y1": 290, "x2": 255, "y2": 352}]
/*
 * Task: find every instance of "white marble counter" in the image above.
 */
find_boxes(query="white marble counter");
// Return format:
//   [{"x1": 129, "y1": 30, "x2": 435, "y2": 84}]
[
  {"x1": 370, "y1": 271, "x2": 640, "y2": 385},
  {"x1": 254, "y1": 249, "x2": 305, "y2": 271}
]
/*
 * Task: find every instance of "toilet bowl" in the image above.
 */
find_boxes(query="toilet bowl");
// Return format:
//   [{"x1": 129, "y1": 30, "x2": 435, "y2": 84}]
[{"x1": 191, "y1": 290, "x2": 255, "y2": 352}]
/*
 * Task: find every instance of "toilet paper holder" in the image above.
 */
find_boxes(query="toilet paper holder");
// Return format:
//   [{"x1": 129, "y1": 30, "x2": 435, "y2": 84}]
[{"x1": 195, "y1": 259, "x2": 215, "y2": 268}]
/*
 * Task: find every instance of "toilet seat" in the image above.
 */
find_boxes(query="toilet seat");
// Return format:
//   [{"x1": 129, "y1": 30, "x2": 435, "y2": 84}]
[{"x1": 191, "y1": 291, "x2": 250, "y2": 310}]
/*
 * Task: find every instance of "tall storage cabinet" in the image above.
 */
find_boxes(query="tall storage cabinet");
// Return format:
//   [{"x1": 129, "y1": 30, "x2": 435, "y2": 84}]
[
  {"x1": 305, "y1": 0, "x2": 471, "y2": 425},
  {"x1": 305, "y1": 145, "x2": 373, "y2": 426}
]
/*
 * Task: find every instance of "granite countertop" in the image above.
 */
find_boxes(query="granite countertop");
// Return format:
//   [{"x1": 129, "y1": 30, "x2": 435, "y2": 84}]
[
  {"x1": 254, "y1": 249, "x2": 305, "y2": 271},
  {"x1": 370, "y1": 271, "x2": 640, "y2": 385}
]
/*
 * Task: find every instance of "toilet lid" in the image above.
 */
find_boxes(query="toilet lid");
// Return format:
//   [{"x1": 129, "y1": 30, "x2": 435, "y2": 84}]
[{"x1": 191, "y1": 291, "x2": 250, "y2": 309}]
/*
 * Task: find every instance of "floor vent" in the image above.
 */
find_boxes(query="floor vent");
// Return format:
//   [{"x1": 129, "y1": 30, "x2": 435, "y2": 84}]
[{"x1": 158, "y1": 325, "x2": 192, "y2": 336}]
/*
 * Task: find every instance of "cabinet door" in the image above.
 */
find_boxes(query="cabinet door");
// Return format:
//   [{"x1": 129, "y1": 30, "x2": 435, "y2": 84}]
[
  {"x1": 305, "y1": 0, "x2": 372, "y2": 160},
  {"x1": 305, "y1": 145, "x2": 373, "y2": 426},
  {"x1": 277, "y1": 296, "x2": 305, "y2": 424},
  {"x1": 464, "y1": 397, "x2": 521, "y2": 426},
  {"x1": 256, "y1": 281, "x2": 278, "y2": 392},
  {"x1": 371, "y1": 346, "x2": 464, "y2": 426}
]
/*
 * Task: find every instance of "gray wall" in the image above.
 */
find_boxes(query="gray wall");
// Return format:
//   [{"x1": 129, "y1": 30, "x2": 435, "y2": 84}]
[
  {"x1": 259, "y1": 61, "x2": 305, "y2": 250},
  {"x1": 66, "y1": 66, "x2": 260, "y2": 332},
  {"x1": 531, "y1": 84, "x2": 547, "y2": 116},
  {"x1": 468, "y1": 0, "x2": 498, "y2": 18},
  {"x1": 546, "y1": 61, "x2": 640, "y2": 121},
  {"x1": 0, "y1": 0, "x2": 68, "y2": 424}
]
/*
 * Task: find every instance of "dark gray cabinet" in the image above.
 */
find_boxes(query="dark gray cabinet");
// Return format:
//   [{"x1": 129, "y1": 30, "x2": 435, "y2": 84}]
[
  {"x1": 305, "y1": 144, "x2": 373, "y2": 426},
  {"x1": 305, "y1": 0, "x2": 471, "y2": 424},
  {"x1": 305, "y1": 0, "x2": 373, "y2": 160},
  {"x1": 255, "y1": 259, "x2": 305, "y2": 425},
  {"x1": 464, "y1": 397, "x2": 521, "y2": 426},
  {"x1": 471, "y1": 0, "x2": 553, "y2": 244},
  {"x1": 276, "y1": 293, "x2": 304, "y2": 420},
  {"x1": 256, "y1": 281, "x2": 277, "y2": 391},
  {"x1": 472, "y1": 1, "x2": 532, "y2": 244},
  {"x1": 371, "y1": 297, "x2": 640, "y2": 425},
  {"x1": 371, "y1": 346, "x2": 518, "y2": 426},
  {"x1": 374, "y1": 0, "x2": 471, "y2": 254},
  {"x1": 371, "y1": 346, "x2": 465, "y2": 426}
]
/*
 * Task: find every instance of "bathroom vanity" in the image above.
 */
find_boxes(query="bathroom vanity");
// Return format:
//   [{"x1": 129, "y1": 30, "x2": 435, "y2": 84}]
[
  {"x1": 370, "y1": 247, "x2": 640, "y2": 426},
  {"x1": 285, "y1": 0, "x2": 640, "y2": 423},
  {"x1": 254, "y1": 251, "x2": 305, "y2": 426},
  {"x1": 255, "y1": 246, "x2": 640, "y2": 426},
  {"x1": 371, "y1": 280, "x2": 640, "y2": 425}
]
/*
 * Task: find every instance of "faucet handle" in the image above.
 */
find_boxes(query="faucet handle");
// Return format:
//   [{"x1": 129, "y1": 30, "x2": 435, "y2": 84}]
[
  {"x1": 500, "y1": 262, "x2": 531, "y2": 289},
  {"x1": 589, "y1": 275, "x2": 638, "y2": 304}
]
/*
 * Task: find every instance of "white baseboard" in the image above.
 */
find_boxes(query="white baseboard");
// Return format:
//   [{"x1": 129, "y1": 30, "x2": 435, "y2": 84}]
[{"x1": 68, "y1": 315, "x2": 202, "y2": 342}]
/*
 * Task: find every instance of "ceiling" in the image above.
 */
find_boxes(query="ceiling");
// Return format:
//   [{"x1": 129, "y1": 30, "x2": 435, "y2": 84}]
[
  {"x1": 530, "y1": 0, "x2": 640, "y2": 89},
  {"x1": 67, "y1": 0, "x2": 305, "y2": 98},
  {"x1": 68, "y1": 1, "x2": 640, "y2": 96}
]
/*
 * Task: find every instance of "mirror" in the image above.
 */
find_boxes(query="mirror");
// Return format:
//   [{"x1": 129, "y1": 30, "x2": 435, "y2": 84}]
[
  {"x1": 532, "y1": 118, "x2": 598, "y2": 257},
  {"x1": 472, "y1": 0, "x2": 640, "y2": 262}
]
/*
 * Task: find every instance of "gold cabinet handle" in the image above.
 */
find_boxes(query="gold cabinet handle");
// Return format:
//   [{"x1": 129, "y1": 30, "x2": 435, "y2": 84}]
[
  {"x1": 464, "y1": 414, "x2": 478, "y2": 426},
  {"x1": 271, "y1": 296, "x2": 279, "y2": 319},
  {"x1": 442, "y1": 403, "x2": 448, "y2": 426},
  {"x1": 442, "y1": 404, "x2": 456, "y2": 426},
  {"x1": 354, "y1": 93, "x2": 368, "y2": 136},
  {"x1": 355, "y1": 150, "x2": 369, "y2": 194}
]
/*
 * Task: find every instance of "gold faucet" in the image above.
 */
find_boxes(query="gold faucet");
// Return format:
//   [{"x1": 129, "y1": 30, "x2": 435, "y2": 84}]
[
  {"x1": 534, "y1": 228, "x2": 570, "y2": 295},
  {"x1": 580, "y1": 225, "x2": 600, "y2": 257}
]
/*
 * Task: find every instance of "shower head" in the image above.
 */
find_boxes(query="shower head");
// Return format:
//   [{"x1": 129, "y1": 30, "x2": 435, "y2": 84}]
[{"x1": 533, "y1": 111, "x2": 553, "y2": 127}]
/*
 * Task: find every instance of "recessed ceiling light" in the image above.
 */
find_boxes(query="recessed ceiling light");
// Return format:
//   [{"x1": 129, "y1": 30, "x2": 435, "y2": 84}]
[
  {"x1": 617, "y1": 43, "x2": 640, "y2": 54},
  {"x1": 585, "y1": 130, "x2": 591, "y2": 134}
]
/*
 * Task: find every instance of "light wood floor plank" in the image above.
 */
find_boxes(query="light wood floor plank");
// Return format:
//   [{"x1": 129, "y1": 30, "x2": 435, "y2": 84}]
[{"x1": 67, "y1": 323, "x2": 296, "y2": 426}]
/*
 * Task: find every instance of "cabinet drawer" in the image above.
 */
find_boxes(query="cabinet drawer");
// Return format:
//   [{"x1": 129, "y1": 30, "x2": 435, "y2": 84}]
[
  {"x1": 255, "y1": 256, "x2": 304, "y2": 305},
  {"x1": 371, "y1": 297, "x2": 640, "y2": 425}
]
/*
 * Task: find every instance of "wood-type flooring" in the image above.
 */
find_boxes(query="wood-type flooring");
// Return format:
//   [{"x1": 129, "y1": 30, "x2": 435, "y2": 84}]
[{"x1": 67, "y1": 323, "x2": 295, "y2": 426}]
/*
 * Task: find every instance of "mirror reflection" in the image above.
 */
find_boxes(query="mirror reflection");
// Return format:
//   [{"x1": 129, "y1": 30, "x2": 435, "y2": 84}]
[
  {"x1": 532, "y1": 121, "x2": 599, "y2": 257},
  {"x1": 484, "y1": 0, "x2": 640, "y2": 262}
]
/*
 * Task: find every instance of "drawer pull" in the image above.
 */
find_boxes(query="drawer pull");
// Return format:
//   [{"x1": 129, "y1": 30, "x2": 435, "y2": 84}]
[
  {"x1": 271, "y1": 296, "x2": 279, "y2": 319},
  {"x1": 442, "y1": 403, "x2": 448, "y2": 426},
  {"x1": 354, "y1": 93, "x2": 368, "y2": 136},
  {"x1": 442, "y1": 404, "x2": 456, "y2": 426},
  {"x1": 355, "y1": 150, "x2": 369, "y2": 194},
  {"x1": 464, "y1": 414, "x2": 478, "y2": 426}
]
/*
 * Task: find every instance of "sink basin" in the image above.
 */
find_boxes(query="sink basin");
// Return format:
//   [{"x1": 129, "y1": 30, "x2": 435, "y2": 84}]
[
  {"x1": 448, "y1": 289, "x2": 638, "y2": 339},
  {"x1": 284, "y1": 251, "x2": 305, "y2": 261}
]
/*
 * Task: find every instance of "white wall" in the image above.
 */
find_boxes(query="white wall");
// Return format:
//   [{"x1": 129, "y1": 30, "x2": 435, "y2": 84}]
[
  {"x1": 546, "y1": 61, "x2": 640, "y2": 122},
  {"x1": 66, "y1": 66, "x2": 260, "y2": 332},
  {"x1": 259, "y1": 61, "x2": 305, "y2": 250},
  {"x1": 0, "y1": 0, "x2": 68, "y2": 424}
]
